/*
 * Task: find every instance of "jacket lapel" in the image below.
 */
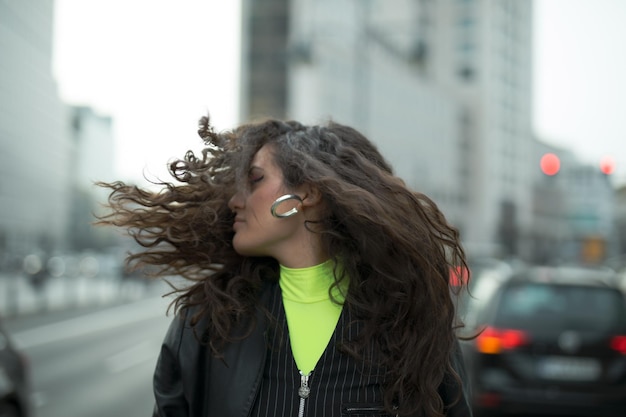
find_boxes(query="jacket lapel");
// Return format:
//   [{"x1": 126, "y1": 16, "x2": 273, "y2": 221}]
[{"x1": 204, "y1": 282, "x2": 274, "y2": 417}]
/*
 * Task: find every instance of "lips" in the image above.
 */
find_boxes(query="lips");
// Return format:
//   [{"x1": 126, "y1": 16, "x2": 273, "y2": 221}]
[{"x1": 233, "y1": 217, "x2": 245, "y2": 230}]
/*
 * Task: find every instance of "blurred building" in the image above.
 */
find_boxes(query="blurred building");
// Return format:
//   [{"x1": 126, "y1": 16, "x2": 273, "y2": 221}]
[
  {"x1": 241, "y1": 0, "x2": 534, "y2": 259},
  {"x1": 70, "y1": 106, "x2": 115, "y2": 191},
  {"x1": 68, "y1": 106, "x2": 117, "y2": 250},
  {"x1": 532, "y1": 140, "x2": 618, "y2": 264},
  {"x1": 614, "y1": 185, "x2": 626, "y2": 263},
  {"x1": 0, "y1": 0, "x2": 71, "y2": 266},
  {"x1": 240, "y1": 0, "x2": 290, "y2": 121},
  {"x1": 560, "y1": 158, "x2": 617, "y2": 264},
  {"x1": 529, "y1": 141, "x2": 571, "y2": 263}
]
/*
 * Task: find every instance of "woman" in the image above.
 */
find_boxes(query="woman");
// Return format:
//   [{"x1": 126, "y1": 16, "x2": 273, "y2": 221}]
[{"x1": 98, "y1": 116, "x2": 472, "y2": 417}]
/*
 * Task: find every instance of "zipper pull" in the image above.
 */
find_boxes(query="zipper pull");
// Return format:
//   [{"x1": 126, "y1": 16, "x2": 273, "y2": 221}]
[
  {"x1": 297, "y1": 371, "x2": 312, "y2": 417},
  {"x1": 298, "y1": 371, "x2": 311, "y2": 399}
]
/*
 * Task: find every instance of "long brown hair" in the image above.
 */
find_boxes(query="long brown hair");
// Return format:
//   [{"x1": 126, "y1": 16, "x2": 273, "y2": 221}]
[{"x1": 96, "y1": 115, "x2": 469, "y2": 417}]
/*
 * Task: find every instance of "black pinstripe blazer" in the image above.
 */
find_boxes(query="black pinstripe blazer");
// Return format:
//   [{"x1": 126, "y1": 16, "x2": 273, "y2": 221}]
[{"x1": 152, "y1": 281, "x2": 472, "y2": 417}]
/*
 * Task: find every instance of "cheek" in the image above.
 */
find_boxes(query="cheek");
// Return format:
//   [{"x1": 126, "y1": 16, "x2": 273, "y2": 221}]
[
  {"x1": 241, "y1": 195, "x2": 277, "y2": 236},
  {"x1": 247, "y1": 201, "x2": 271, "y2": 225},
  {"x1": 250, "y1": 190, "x2": 280, "y2": 217}
]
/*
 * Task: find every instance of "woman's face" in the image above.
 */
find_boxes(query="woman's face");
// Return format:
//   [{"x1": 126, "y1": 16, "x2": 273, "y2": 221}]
[{"x1": 228, "y1": 144, "x2": 305, "y2": 261}]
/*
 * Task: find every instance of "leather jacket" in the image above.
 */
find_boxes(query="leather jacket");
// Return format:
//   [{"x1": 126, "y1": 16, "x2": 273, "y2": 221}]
[
  {"x1": 152, "y1": 285, "x2": 272, "y2": 417},
  {"x1": 152, "y1": 283, "x2": 473, "y2": 417}
]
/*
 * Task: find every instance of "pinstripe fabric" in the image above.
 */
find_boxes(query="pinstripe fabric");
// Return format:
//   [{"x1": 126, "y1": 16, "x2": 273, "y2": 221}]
[{"x1": 250, "y1": 284, "x2": 390, "y2": 417}]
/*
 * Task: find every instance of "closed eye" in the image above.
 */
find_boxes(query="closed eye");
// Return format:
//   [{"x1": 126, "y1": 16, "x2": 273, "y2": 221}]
[
  {"x1": 247, "y1": 166, "x2": 264, "y2": 187},
  {"x1": 249, "y1": 175, "x2": 264, "y2": 185}
]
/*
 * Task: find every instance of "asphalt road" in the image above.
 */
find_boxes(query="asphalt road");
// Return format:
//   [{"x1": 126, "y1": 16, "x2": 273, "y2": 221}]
[
  {"x1": 7, "y1": 295, "x2": 173, "y2": 417},
  {"x1": 5, "y1": 289, "x2": 601, "y2": 417}
]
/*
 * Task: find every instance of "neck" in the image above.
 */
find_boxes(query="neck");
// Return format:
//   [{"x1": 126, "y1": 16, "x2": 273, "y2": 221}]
[{"x1": 274, "y1": 233, "x2": 328, "y2": 268}]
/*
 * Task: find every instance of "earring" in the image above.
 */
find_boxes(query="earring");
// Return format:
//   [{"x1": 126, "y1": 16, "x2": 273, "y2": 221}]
[{"x1": 271, "y1": 194, "x2": 303, "y2": 218}]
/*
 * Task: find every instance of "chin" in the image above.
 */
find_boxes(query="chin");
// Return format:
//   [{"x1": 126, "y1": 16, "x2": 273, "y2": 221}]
[
  {"x1": 233, "y1": 237, "x2": 273, "y2": 257},
  {"x1": 232, "y1": 238, "x2": 262, "y2": 257}
]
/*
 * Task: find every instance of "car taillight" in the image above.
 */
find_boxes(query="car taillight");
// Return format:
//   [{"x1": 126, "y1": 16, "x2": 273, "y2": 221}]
[
  {"x1": 610, "y1": 336, "x2": 626, "y2": 354},
  {"x1": 477, "y1": 392, "x2": 501, "y2": 408},
  {"x1": 476, "y1": 326, "x2": 529, "y2": 354}
]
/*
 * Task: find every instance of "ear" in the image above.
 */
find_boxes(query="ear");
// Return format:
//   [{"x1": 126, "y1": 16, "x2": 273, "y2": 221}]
[{"x1": 297, "y1": 184, "x2": 323, "y2": 208}]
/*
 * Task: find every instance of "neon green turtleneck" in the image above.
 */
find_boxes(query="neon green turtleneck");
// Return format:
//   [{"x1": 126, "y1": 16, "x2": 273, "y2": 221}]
[{"x1": 279, "y1": 260, "x2": 348, "y2": 374}]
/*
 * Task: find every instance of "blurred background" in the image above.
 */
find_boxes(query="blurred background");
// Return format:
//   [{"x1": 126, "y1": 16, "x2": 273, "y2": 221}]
[{"x1": 1, "y1": 1, "x2": 626, "y2": 416}]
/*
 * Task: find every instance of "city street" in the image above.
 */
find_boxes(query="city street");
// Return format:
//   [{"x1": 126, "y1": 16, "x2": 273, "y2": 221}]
[
  {"x1": 3, "y1": 286, "x2": 610, "y2": 417},
  {"x1": 6, "y1": 295, "x2": 172, "y2": 417}
]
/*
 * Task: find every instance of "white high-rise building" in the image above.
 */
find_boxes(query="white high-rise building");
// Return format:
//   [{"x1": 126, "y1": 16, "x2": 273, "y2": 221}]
[
  {"x1": 70, "y1": 106, "x2": 115, "y2": 191},
  {"x1": 285, "y1": 0, "x2": 534, "y2": 258},
  {"x1": 67, "y1": 106, "x2": 116, "y2": 250},
  {"x1": 0, "y1": 0, "x2": 72, "y2": 261}
]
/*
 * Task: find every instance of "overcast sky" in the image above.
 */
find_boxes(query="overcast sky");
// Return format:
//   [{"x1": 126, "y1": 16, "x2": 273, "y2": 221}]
[
  {"x1": 53, "y1": 0, "x2": 242, "y2": 183},
  {"x1": 532, "y1": 0, "x2": 626, "y2": 186},
  {"x1": 53, "y1": 0, "x2": 626, "y2": 186}
]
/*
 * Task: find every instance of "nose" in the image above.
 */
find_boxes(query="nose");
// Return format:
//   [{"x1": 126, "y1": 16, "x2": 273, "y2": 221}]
[{"x1": 228, "y1": 190, "x2": 244, "y2": 211}]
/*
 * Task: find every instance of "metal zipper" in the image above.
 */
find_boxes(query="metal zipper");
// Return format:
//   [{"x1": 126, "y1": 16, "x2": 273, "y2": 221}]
[{"x1": 297, "y1": 370, "x2": 312, "y2": 417}]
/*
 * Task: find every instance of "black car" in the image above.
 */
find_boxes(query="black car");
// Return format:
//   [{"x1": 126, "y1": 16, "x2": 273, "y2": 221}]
[
  {"x1": 0, "y1": 318, "x2": 32, "y2": 417},
  {"x1": 459, "y1": 265, "x2": 626, "y2": 417},
  {"x1": 455, "y1": 257, "x2": 516, "y2": 322}
]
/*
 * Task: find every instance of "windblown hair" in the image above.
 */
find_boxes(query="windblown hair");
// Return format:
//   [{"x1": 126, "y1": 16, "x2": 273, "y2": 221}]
[{"x1": 96, "y1": 115, "x2": 469, "y2": 417}]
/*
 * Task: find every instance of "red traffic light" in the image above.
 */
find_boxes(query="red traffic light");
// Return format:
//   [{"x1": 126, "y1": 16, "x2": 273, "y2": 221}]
[
  {"x1": 600, "y1": 156, "x2": 615, "y2": 175},
  {"x1": 540, "y1": 153, "x2": 560, "y2": 176}
]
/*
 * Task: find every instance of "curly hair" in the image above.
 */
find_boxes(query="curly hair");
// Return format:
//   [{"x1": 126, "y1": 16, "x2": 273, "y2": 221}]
[{"x1": 96, "y1": 115, "x2": 469, "y2": 417}]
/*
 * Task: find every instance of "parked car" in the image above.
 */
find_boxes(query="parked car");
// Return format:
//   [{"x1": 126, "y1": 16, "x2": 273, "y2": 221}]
[
  {"x1": 0, "y1": 318, "x2": 32, "y2": 417},
  {"x1": 460, "y1": 265, "x2": 626, "y2": 417},
  {"x1": 454, "y1": 257, "x2": 516, "y2": 327}
]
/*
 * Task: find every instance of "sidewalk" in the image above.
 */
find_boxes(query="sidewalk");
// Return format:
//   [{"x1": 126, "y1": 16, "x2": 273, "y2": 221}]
[{"x1": 0, "y1": 271, "x2": 165, "y2": 319}]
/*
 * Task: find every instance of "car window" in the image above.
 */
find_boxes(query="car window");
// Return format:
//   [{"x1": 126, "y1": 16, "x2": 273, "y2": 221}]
[
  {"x1": 495, "y1": 283, "x2": 625, "y2": 332},
  {"x1": 458, "y1": 259, "x2": 513, "y2": 322}
]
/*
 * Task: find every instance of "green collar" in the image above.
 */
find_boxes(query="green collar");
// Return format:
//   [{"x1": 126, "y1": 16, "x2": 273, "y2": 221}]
[{"x1": 279, "y1": 259, "x2": 347, "y2": 303}]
